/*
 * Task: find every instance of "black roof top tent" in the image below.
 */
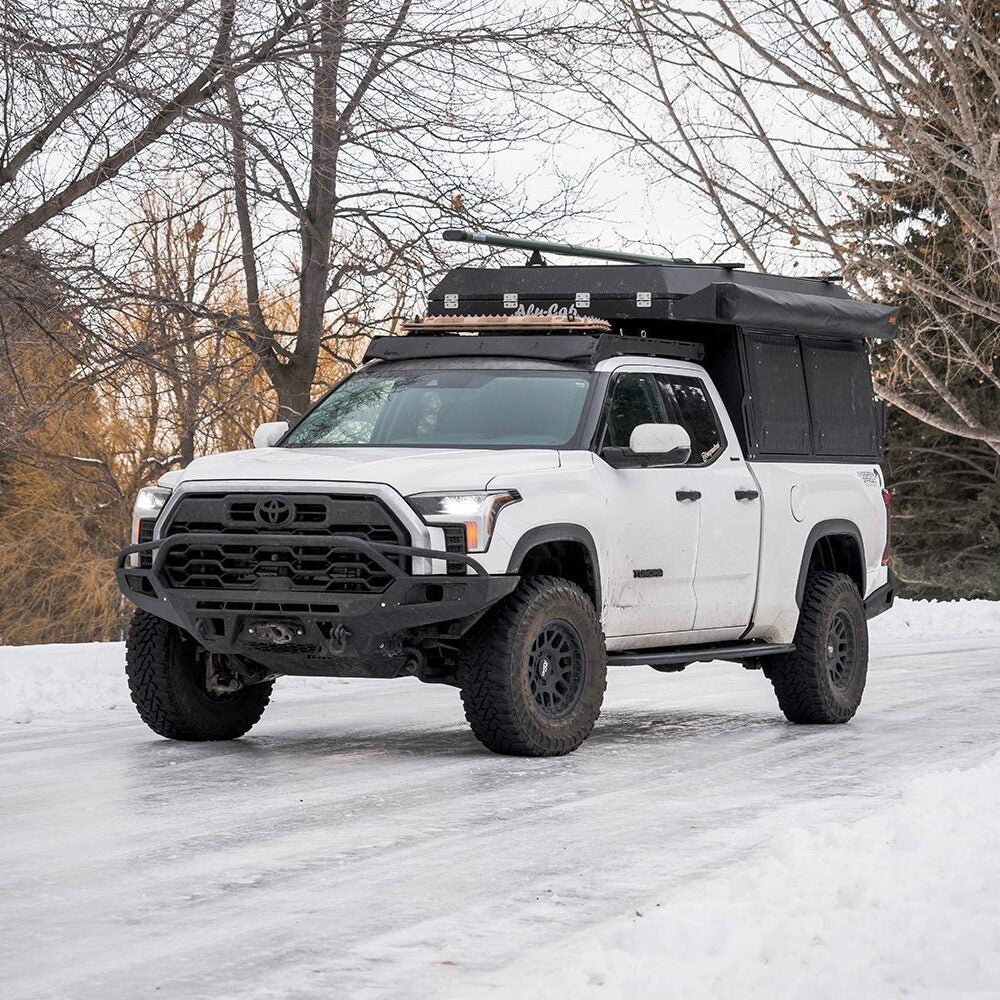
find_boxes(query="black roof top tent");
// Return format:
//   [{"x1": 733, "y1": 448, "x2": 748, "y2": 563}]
[{"x1": 423, "y1": 229, "x2": 898, "y2": 341}]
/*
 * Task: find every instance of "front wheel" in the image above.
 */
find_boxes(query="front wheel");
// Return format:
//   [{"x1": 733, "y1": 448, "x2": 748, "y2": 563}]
[
  {"x1": 764, "y1": 571, "x2": 868, "y2": 723},
  {"x1": 125, "y1": 609, "x2": 273, "y2": 740},
  {"x1": 457, "y1": 576, "x2": 607, "y2": 756}
]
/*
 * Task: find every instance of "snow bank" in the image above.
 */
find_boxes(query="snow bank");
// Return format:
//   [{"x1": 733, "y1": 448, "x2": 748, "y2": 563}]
[
  {"x1": 2, "y1": 598, "x2": 998, "y2": 724},
  {"x1": 871, "y1": 597, "x2": 1000, "y2": 640},
  {"x1": 0, "y1": 642, "x2": 129, "y2": 724},
  {"x1": 0, "y1": 639, "x2": 347, "y2": 724},
  {"x1": 504, "y1": 753, "x2": 1000, "y2": 1000}
]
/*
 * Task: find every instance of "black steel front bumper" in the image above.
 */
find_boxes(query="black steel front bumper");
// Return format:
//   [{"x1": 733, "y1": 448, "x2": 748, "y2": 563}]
[{"x1": 115, "y1": 532, "x2": 518, "y2": 673}]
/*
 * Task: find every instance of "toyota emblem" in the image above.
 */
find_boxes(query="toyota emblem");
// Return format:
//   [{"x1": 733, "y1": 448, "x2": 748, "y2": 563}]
[{"x1": 254, "y1": 497, "x2": 293, "y2": 526}]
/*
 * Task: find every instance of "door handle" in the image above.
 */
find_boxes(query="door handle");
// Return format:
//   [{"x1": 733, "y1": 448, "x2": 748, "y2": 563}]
[
  {"x1": 735, "y1": 489, "x2": 760, "y2": 501},
  {"x1": 675, "y1": 490, "x2": 702, "y2": 502}
]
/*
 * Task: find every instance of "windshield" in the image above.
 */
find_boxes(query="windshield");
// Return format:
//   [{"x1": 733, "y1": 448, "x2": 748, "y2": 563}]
[{"x1": 284, "y1": 368, "x2": 593, "y2": 448}]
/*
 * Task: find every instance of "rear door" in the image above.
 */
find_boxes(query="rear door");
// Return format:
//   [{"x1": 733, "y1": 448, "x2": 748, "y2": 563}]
[{"x1": 657, "y1": 373, "x2": 762, "y2": 630}]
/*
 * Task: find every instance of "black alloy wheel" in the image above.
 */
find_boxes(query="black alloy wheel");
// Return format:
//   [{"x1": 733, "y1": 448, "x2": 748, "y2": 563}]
[
  {"x1": 528, "y1": 619, "x2": 586, "y2": 719},
  {"x1": 825, "y1": 609, "x2": 857, "y2": 690}
]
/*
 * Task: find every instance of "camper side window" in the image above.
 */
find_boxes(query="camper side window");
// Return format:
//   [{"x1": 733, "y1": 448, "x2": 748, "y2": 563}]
[
  {"x1": 742, "y1": 332, "x2": 812, "y2": 455},
  {"x1": 741, "y1": 329, "x2": 881, "y2": 460}
]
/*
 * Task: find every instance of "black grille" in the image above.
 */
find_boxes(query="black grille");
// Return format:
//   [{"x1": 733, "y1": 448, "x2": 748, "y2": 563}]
[
  {"x1": 442, "y1": 525, "x2": 468, "y2": 576},
  {"x1": 160, "y1": 493, "x2": 409, "y2": 594},
  {"x1": 137, "y1": 518, "x2": 156, "y2": 568}
]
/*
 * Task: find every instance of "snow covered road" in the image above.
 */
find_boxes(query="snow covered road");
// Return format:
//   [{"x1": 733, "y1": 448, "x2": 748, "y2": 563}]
[{"x1": 3, "y1": 612, "x2": 1000, "y2": 999}]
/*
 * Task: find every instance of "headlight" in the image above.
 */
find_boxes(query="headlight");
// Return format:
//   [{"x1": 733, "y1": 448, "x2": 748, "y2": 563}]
[
  {"x1": 407, "y1": 490, "x2": 521, "y2": 553},
  {"x1": 131, "y1": 486, "x2": 172, "y2": 544}
]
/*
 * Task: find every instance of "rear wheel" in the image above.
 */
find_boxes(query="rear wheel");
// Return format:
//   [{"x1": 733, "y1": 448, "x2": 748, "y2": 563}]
[
  {"x1": 457, "y1": 576, "x2": 607, "y2": 756},
  {"x1": 125, "y1": 609, "x2": 273, "y2": 740},
  {"x1": 765, "y1": 571, "x2": 868, "y2": 723}
]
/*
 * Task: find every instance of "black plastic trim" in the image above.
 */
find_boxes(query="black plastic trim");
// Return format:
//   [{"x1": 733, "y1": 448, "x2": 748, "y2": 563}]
[
  {"x1": 748, "y1": 454, "x2": 885, "y2": 465},
  {"x1": 608, "y1": 641, "x2": 795, "y2": 666},
  {"x1": 506, "y1": 523, "x2": 602, "y2": 611},
  {"x1": 864, "y1": 567, "x2": 897, "y2": 620},
  {"x1": 121, "y1": 532, "x2": 488, "y2": 579},
  {"x1": 795, "y1": 519, "x2": 866, "y2": 607},
  {"x1": 363, "y1": 333, "x2": 704, "y2": 365}
]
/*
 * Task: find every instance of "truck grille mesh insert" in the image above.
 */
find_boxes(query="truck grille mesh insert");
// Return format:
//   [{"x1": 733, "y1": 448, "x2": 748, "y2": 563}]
[{"x1": 160, "y1": 493, "x2": 408, "y2": 594}]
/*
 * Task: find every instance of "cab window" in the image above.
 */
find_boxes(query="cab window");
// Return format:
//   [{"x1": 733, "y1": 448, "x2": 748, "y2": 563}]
[
  {"x1": 600, "y1": 372, "x2": 670, "y2": 448},
  {"x1": 657, "y1": 374, "x2": 725, "y2": 465}
]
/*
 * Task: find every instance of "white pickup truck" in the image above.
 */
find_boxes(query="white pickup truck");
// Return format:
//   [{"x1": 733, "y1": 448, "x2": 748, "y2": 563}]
[{"x1": 117, "y1": 235, "x2": 897, "y2": 756}]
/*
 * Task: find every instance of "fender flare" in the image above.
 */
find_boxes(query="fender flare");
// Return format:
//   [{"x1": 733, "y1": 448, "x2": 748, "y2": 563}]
[
  {"x1": 795, "y1": 519, "x2": 866, "y2": 606},
  {"x1": 506, "y1": 523, "x2": 602, "y2": 611}
]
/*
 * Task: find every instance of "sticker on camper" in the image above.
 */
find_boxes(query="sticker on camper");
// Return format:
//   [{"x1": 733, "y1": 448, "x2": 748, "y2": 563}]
[{"x1": 513, "y1": 303, "x2": 580, "y2": 318}]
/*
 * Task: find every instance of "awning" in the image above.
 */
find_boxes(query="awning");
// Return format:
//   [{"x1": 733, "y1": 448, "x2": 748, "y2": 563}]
[{"x1": 671, "y1": 282, "x2": 898, "y2": 340}]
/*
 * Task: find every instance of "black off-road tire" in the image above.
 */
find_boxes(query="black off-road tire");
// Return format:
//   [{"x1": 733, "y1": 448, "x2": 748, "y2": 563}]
[
  {"x1": 457, "y1": 576, "x2": 607, "y2": 756},
  {"x1": 765, "y1": 571, "x2": 868, "y2": 724},
  {"x1": 125, "y1": 609, "x2": 273, "y2": 740}
]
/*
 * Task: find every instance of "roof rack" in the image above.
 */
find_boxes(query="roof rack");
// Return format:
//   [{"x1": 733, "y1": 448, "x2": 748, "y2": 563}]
[
  {"x1": 364, "y1": 333, "x2": 704, "y2": 366},
  {"x1": 402, "y1": 314, "x2": 612, "y2": 334}
]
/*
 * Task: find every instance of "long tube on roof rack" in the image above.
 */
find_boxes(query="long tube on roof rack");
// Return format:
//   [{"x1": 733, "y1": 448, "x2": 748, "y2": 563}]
[{"x1": 443, "y1": 228, "x2": 693, "y2": 267}]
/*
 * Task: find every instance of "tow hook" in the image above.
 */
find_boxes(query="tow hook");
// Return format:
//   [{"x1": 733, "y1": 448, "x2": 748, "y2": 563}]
[{"x1": 330, "y1": 624, "x2": 352, "y2": 654}]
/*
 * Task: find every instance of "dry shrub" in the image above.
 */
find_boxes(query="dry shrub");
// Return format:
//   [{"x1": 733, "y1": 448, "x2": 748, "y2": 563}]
[
  {"x1": 0, "y1": 331, "x2": 129, "y2": 644},
  {"x1": 0, "y1": 460, "x2": 125, "y2": 645}
]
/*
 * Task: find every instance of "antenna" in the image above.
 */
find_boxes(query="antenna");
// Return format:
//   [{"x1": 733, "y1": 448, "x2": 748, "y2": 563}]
[{"x1": 443, "y1": 229, "x2": 696, "y2": 267}]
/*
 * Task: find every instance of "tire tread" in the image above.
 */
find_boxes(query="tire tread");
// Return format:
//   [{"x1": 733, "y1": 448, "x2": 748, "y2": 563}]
[
  {"x1": 458, "y1": 576, "x2": 606, "y2": 756},
  {"x1": 766, "y1": 571, "x2": 867, "y2": 724},
  {"x1": 125, "y1": 610, "x2": 271, "y2": 740}
]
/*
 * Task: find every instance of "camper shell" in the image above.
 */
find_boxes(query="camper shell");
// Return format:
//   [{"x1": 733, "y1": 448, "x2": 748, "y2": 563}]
[
  {"x1": 370, "y1": 259, "x2": 897, "y2": 464},
  {"x1": 398, "y1": 263, "x2": 897, "y2": 462}
]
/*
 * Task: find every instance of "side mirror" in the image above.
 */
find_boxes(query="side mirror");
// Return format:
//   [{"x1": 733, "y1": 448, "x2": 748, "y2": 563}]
[
  {"x1": 629, "y1": 423, "x2": 691, "y2": 465},
  {"x1": 600, "y1": 423, "x2": 692, "y2": 469},
  {"x1": 253, "y1": 421, "x2": 289, "y2": 449}
]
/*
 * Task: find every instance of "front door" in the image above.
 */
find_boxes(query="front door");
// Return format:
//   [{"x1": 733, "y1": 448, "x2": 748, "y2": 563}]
[{"x1": 593, "y1": 370, "x2": 699, "y2": 638}]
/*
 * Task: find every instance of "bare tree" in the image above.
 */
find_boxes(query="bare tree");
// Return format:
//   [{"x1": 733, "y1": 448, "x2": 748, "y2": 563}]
[
  {"x1": 565, "y1": 0, "x2": 1000, "y2": 453},
  {"x1": 0, "y1": 1, "x2": 316, "y2": 249},
  {"x1": 212, "y1": 0, "x2": 583, "y2": 418},
  {"x1": 0, "y1": 0, "x2": 326, "y2": 408},
  {"x1": 0, "y1": 2, "x2": 589, "y2": 422},
  {"x1": 112, "y1": 190, "x2": 253, "y2": 466}
]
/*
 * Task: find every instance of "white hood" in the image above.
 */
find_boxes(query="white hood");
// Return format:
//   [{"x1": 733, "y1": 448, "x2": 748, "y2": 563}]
[{"x1": 165, "y1": 446, "x2": 560, "y2": 496}]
